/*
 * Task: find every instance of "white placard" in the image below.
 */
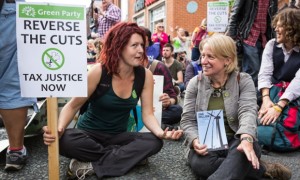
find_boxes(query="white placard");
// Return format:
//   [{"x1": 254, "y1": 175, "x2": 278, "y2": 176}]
[
  {"x1": 207, "y1": 1, "x2": 229, "y2": 32},
  {"x1": 197, "y1": 110, "x2": 228, "y2": 151},
  {"x1": 138, "y1": 75, "x2": 164, "y2": 132},
  {"x1": 16, "y1": 2, "x2": 87, "y2": 97}
]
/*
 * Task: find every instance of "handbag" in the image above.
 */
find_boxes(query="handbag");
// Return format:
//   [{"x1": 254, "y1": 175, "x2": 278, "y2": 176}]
[{"x1": 257, "y1": 82, "x2": 300, "y2": 151}]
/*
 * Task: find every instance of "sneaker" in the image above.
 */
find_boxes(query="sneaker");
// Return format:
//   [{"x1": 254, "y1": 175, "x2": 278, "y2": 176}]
[
  {"x1": 67, "y1": 159, "x2": 94, "y2": 180},
  {"x1": 174, "y1": 85, "x2": 180, "y2": 96},
  {"x1": 261, "y1": 160, "x2": 292, "y2": 180},
  {"x1": 5, "y1": 147, "x2": 28, "y2": 171}
]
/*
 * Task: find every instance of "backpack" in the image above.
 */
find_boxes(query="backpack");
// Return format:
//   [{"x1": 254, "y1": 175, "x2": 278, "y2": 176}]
[
  {"x1": 79, "y1": 65, "x2": 146, "y2": 123},
  {"x1": 257, "y1": 83, "x2": 300, "y2": 151}
]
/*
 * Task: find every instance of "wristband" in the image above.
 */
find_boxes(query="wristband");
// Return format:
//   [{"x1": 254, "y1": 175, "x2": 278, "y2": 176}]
[
  {"x1": 262, "y1": 94, "x2": 269, "y2": 98},
  {"x1": 273, "y1": 105, "x2": 282, "y2": 113},
  {"x1": 275, "y1": 103, "x2": 284, "y2": 110}
]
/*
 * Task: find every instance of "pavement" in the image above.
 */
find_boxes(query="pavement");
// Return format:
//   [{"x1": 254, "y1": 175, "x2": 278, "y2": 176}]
[{"x1": 0, "y1": 96, "x2": 300, "y2": 179}]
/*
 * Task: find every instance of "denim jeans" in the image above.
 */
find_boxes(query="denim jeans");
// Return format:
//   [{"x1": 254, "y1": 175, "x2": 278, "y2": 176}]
[
  {"x1": 188, "y1": 138, "x2": 265, "y2": 180},
  {"x1": 0, "y1": 1, "x2": 36, "y2": 109},
  {"x1": 191, "y1": 46, "x2": 200, "y2": 61},
  {"x1": 242, "y1": 41, "x2": 263, "y2": 87},
  {"x1": 162, "y1": 104, "x2": 183, "y2": 125}
]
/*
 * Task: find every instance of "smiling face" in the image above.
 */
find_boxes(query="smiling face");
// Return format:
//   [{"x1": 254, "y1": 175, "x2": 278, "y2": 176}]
[
  {"x1": 275, "y1": 20, "x2": 287, "y2": 44},
  {"x1": 201, "y1": 43, "x2": 229, "y2": 78},
  {"x1": 121, "y1": 33, "x2": 145, "y2": 67}
]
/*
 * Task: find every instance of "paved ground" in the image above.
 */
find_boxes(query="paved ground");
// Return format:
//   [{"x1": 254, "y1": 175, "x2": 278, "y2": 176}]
[
  {"x1": 0, "y1": 131, "x2": 300, "y2": 180},
  {"x1": 0, "y1": 96, "x2": 300, "y2": 179}
]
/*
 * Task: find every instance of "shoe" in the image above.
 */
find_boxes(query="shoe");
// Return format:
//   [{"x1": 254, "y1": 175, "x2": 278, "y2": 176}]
[
  {"x1": 261, "y1": 160, "x2": 292, "y2": 180},
  {"x1": 5, "y1": 147, "x2": 28, "y2": 171},
  {"x1": 137, "y1": 158, "x2": 149, "y2": 166},
  {"x1": 174, "y1": 85, "x2": 180, "y2": 96},
  {"x1": 67, "y1": 159, "x2": 94, "y2": 180}
]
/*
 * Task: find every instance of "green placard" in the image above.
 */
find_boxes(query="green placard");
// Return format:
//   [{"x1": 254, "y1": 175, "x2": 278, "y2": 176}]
[{"x1": 19, "y1": 4, "x2": 84, "y2": 20}]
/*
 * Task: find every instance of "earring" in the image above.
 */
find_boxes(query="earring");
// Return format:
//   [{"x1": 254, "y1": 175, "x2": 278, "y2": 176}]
[{"x1": 224, "y1": 64, "x2": 228, "y2": 68}]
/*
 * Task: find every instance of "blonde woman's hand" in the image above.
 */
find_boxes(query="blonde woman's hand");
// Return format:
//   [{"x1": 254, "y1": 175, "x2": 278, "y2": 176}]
[
  {"x1": 237, "y1": 136, "x2": 259, "y2": 169},
  {"x1": 192, "y1": 138, "x2": 208, "y2": 156}
]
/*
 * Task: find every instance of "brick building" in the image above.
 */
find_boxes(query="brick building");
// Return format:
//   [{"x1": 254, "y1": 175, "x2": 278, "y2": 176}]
[
  {"x1": 128, "y1": 0, "x2": 221, "y2": 37},
  {"x1": 127, "y1": 0, "x2": 290, "y2": 37}
]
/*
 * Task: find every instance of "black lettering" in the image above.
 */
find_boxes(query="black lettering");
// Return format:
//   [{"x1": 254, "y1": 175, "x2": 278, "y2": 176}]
[
  {"x1": 57, "y1": 21, "x2": 65, "y2": 31},
  {"x1": 50, "y1": 35, "x2": 58, "y2": 44},
  {"x1": 23, "y1": 74, "x2": 29, "y2": 81},
  {"x1": 20, "y1": 34, "x2": 29, "y2": 43},
  {"x1": 24, "y1": 20, "x2": 32, "y2": 30},
  {"x1": 65, "y1": 22, "x2": 72, "y2": 31},
  {"x1": 76, "y1": 36, "x2": 82, "y2": 45},
  {"x1": 73, "y1": 22, "x2": 80, "y2": 31},
  {"x1": 40, "y1": 20, "x2": 48, "y2": 30}
]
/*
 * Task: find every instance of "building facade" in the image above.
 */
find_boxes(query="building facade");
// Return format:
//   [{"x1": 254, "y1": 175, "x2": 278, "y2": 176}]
[{"x1": 128, "y1": 0, "x2": 217, "y2": 37}]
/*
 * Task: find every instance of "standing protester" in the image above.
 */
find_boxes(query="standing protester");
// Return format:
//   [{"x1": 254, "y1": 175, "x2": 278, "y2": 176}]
[
  {"x1": 226, "y1": 0, "x2": 278, "y2": 87},
  {"x1": 43, "y1": 22, "x2": 183, "y2": 179},
  {"x1": 151, "y1": 22, "x2": 169, "y2": 60},
  {"x1": 0, "y1": 0, "x2": 37, "y2": 171},
  {"x1": 191, "y1": 18, "x2": 208, "y2": 61},
  {"x1": 95, "y1": 0, "x2": 121, "y2": 39}
]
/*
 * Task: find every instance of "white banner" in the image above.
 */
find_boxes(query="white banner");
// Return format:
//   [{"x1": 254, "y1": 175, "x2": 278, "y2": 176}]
[
  {"x1": 16, "y1": 2, "x2": 87, "y2": 97},
  {"x1": 207, "y1": 1, "x2": 229, "y2": 32}
]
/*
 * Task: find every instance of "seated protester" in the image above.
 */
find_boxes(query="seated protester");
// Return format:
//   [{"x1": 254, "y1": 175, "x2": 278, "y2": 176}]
[
  {"x1": 181, "y1": 34, "x2": 291, "y2": 180},
  {"x1": 176, "y1": 51, "x2": 191, "y2": 77},
  {"x1": 162, "y1": 43, "x2": 185, "y2": 95},
  {"x1": 142, "y1": 27, "x2": 183, "y2": 130},
  {"x1": 257, "y1": 8, "x2": 300, "y2": 151},
  {"x1": 142, "y1": 27, "x2": 160, "y2": 61},
  {"x1": 87, "y1": 39, "x2": 97, "y2": 64},
  {"x1": 43, "y1": 22, "x2": 183, "y2": 180},
  {"x1": 184, "y1": 59, "x2": 201, "y2": 89}
]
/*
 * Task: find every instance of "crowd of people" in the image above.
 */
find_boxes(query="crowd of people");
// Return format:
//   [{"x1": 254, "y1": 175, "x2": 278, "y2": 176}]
[{"x1": 1, "y1": 0, "x2": 300, "y2": 180}]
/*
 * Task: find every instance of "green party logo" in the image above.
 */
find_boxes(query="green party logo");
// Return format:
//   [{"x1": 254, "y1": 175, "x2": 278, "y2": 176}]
[
  {"x1": 132, "y1": 90, "x2": 137, "y2": 99},
  {"x1": 21, "y1": 6, "x2": 36, "y2": 17},
  {"x1": 19, "y1": 4, "x2": 84, "y2": 20}
]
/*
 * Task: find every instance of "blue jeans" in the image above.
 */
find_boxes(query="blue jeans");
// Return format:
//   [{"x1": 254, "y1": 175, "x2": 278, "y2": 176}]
[
  {"x1": 162, "y1": 104, "x2": 183, "y2": 125},
  {"x1": 0, "y1": 1, "x2": 36, "y2": 109},
  {"x1": 242, "y1": 41, "x2": 263, "y2": 87},
  {"x1": 191, "y1": 46, "x2": 200, "y2": 61}
]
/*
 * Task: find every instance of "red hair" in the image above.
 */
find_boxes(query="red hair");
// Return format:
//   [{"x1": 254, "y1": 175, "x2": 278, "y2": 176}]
[{"x1": 98, "y1": 22, "x2": 148, "y2": 75}]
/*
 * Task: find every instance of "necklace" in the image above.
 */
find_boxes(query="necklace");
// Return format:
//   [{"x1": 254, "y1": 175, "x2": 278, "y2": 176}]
[{"x1": 212, "y1": 88, "x2": 224, "y2": 98}]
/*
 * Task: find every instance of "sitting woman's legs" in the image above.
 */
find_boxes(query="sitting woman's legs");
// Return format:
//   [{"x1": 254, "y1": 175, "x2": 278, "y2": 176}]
[{"x1": 59, "y1": 129, "x2": 163, "y2": 178}]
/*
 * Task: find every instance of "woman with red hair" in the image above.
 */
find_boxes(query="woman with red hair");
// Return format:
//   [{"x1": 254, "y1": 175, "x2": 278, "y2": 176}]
[{"x1": 43, "y1": 22, "x2": 183, "y2": 179}]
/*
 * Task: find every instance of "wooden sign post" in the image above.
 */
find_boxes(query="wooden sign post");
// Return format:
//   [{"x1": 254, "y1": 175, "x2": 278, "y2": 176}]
[
  {"x1": 16, "y1": 2, "x2": 87, "y2": 179},
  {"x1": 47, "y1": 97, "x2": 59, "y2": 180}
]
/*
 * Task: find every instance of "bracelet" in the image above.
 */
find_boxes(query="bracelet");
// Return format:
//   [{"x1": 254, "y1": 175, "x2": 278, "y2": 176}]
[
  {"x1": 273, "y1": 105, "x2": 282, "y2": 113},
  {"x1": 262, "y1": 94, "x2": 269, "y2": 98},
  {"x1": 274, "y1": 103, "x2": 284, "y2": 110}
]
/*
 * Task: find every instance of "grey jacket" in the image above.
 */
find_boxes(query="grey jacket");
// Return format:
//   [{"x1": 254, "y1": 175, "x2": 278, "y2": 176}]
[
  {"x1": 180, "y1": 71, "x2": 258, "y2": 150},
  {"x1": 226, "y1": 0, "x2": 278, "y2": 40}
]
